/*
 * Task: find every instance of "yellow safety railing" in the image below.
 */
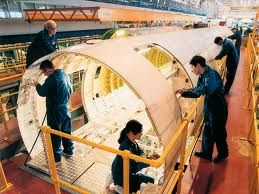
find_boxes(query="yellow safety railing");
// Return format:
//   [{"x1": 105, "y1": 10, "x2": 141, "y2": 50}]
[
  {"x1": 246, "y1": 34, "x2": 258, "y2": 93},
  {"x1": 0, "y1": 64, "x2": 26, "y2": 72},
  {"x1": 252, "y1": 13, "x2": 259, "y2": 43},
  {"x1": 242, "y1": 33, "x2": 259, "y2": 194},
  {"x1": 0, "y1": 64, "x2": 26, "y2": 85},
  {"x1": 41, "y1": 95, "x2": 204, "y2": 194},
  {"x1": 0, "y1": 91, "x2": 19, "y2": 142},
  {"x1": 0, "y1": 35, "x2": 101, "y2": 68},
  {"x1": 0, "y1": 161, "x2": 12, "y2": 192},
  {"x1": 0, "y1": 35, "x2": 101, "y2": 85}
]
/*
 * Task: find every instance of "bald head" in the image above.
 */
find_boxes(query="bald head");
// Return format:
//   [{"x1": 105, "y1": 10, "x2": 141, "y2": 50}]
[{"x1": 44, "y1": 20, "x2": 57, "y2": 36}]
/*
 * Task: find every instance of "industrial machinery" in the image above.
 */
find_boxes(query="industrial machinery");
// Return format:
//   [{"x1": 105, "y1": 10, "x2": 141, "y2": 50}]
[{"x1": 17, "y1": 27, "x2": 230, "y2": 193}]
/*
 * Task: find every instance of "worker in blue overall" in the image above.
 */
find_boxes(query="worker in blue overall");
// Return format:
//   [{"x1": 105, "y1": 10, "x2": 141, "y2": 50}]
[
  {"x1": 176, "y1": 55, "x2": 228, "y2": 163},
  {"x1": 31, "y1": 60, "x2": 74, "y2": 165},
  {"x1": 228, "y1": 27, "x2": 242, "y2": 56},
  {"x1": 26, "y1": 20, "x2": 58, "y2": 68},
  {"x1": 214, "y1": 36, "x2": 239, "y2": 95},
  {"x1": 112, "y1": 120, "x2": 155, "y2": 193}
]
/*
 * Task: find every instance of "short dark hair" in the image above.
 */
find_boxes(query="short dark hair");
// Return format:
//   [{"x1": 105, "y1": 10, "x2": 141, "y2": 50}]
[
  {"x1": 214, "y1": 36, "x2": 223, "y2": 44},
  {"x1": 190, "y1": 55, "x2": 206, "y2": 67},
  {"x1": 231, "y1": 27, "x2": 237, "y2": 31},
  {"x1": 40, "y1": 60, "x2": 54, "y2": 70}
]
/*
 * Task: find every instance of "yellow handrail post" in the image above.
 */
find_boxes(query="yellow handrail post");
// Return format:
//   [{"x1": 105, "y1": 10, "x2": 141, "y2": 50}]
[
  {"x1": 41, "y1": 126, "x2": 61, "y2": 194},
  {"x1": 123, "y1": 150, "x2": 130, "y2": 194},
  {"x1": 241, "y1": 34, "x2": 259, "y2": 144},
  {"x1": 176, "y1": 124, "x2": 188, "y2": 194},
  {"x1": 0, "y1": 161, "x2": 12, "y2": 192},
  {"x1": 252, "y1": 13, "x2": 259, "y2": 43},
  {"x1": 257, "y1": 166, "x2": 259, "y2": 194},
  {"x1": 242, "y1": 35, "x2": 258, "y2": 109},
  {"x1": 0, "y1": 100, "x2": 10, "y2": 142}
]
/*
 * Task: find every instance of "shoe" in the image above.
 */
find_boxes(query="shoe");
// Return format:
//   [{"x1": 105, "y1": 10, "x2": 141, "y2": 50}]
[
  {"x1": 62, "y1": 152, "x2": 73, "y2": 158},
  {"x1": 55, "y1": 161, "x2": 62, "y2": 166},
  {"x1": 213, "y1": 155, "x2": 228, "y2": 163},
  {"x1": 194, "y1": 151, "x2": 212, "y2": 161}
]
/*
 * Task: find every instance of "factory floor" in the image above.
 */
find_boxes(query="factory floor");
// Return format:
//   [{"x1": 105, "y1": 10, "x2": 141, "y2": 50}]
[
  {"x1": 180, "y1": 47, "x2": 255, "y2": 194},
  {"x1": 1, "y1": 154, "x2": 69, "y2": 194},
  {"x1": 0, "y1": 47, "x2": 255, "y2": 194}
]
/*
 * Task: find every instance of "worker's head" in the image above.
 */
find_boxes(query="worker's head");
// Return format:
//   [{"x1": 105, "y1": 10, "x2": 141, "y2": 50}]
[
  {"x1": 231, "y1": 27, "x2": 237, "y2": 33},
  {"x1": 214, "y1": 36, "x2": 224, "y2": 46},
  {"x1": 44, "y1": 20, "x2": 57, "y2": 36},
  {"x1": 189, "y1": 55, "x2": 206, "y2": 75},
  {"x1": 118, "y1": 120, "x2": 143, "y2": 144},
  {"x1": 40, "y1": 60, "x2": 55, "y2": 77}
]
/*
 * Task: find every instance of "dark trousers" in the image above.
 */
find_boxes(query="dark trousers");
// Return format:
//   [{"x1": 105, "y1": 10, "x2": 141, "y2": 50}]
[
  {"x1": 130, "y1": 173, "x2": 154, "y2": 193},
  {"x1": 26, "y1": 53, "x2": 34, "y2": 68},
  {"x1": 236, "y1": 46, "x2": 240, "y2": 57},
  {"x1": 201, "y1": 123, "x2": 229, "y2": 158},
  {"x1": 48, "y1": 115, "x2": 74, "y2": 162},
  {"x1": 201, "y1": 93, "x2": 229, "y2": 157},
  {"x1": 225, "y1": 65, "x2": 237, "y2": 93}
]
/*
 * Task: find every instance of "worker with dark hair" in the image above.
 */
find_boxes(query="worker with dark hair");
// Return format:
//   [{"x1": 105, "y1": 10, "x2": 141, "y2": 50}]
[
  {"x1": 228, "y1": 27, "x2": 242, "y2": 56},
  {"x1": 31, "y1": 60, "x2": 73, "y2": 165},
  {"x1": 176, "y1": 55, "x2": 228, "y2": 163},
  {"x1": 214, "y1": 36, "x2": 239, "y2": 94},
  {"x1": 26, "y1": 20, "x2": 58, "y2": 68},
  {"x1": 244, "y1": 27, "x2": 252, "y2": 36},
  {"x1": 112, "y1": 120, "x2": 155, "y2": 193}
]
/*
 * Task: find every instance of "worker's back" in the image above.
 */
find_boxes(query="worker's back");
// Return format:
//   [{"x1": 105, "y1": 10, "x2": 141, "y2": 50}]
[{"x1": 26, "y1": 29, "x2": 57, "y2": 68}]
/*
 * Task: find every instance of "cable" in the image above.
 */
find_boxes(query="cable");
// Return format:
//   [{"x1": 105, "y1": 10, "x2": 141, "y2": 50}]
[{"x1": 24, "y1": 112, "x2": 47, "y2": 165}]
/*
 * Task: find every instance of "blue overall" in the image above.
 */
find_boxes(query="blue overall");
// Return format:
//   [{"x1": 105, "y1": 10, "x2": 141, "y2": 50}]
[
  {"x1": 215, "y1": 39, "x2": 239, "y2": 94},
  {"x1": 228, "y1": 30, "x2": 242, "y2": 56},
  {"x1": 36, "y1": 69, "x2": 74, "y2": 162},
  {"x1": 181, "y1": 65, "x2": 228, "y2": 159},
  {"x1": 112, "y1": 137, "x2": 154, "y2": 193},
  {"x1": 26, "y1": 29, "x2": 57, "y2": 68}
]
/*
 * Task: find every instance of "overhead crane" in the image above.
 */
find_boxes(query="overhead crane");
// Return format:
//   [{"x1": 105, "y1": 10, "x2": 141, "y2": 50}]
[{"x1": 23, "y1": 6, "x2": 203, "y2": 23}]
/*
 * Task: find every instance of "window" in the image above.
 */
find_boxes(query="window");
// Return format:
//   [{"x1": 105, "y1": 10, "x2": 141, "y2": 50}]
[
  {"x1": 35, "y1": 3, "x2": 46, "y2": 9},
  {"x1": 0, "y1": 1, "x2": 9, "y2": 18},
  {"x1": 95, "y1": 66, "x2": 102, "y2": 79},
  {"x1": 56, "y1": 5, "x2": 66, "y2": 8},
  {"x1": 24, "y1": 2, "x2": 35, "y2": 9},
  {"x1": 46, "y1": 4, "x2": 56, "y2": 9},
  {"x1": 8, "y1": 1, "x2": 22, "y2": 18}
]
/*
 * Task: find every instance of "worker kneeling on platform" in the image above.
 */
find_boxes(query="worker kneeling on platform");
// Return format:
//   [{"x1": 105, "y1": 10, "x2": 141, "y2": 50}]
[
  {"x1": 112, "y1": 120, "x2": 155, "y2": 193},
  {"x1": 175, "y1": 55, "x2": 228, "y2": 163},
  {"x1": 31, "y1": 60, "x2": 74, "y2": 165}
]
